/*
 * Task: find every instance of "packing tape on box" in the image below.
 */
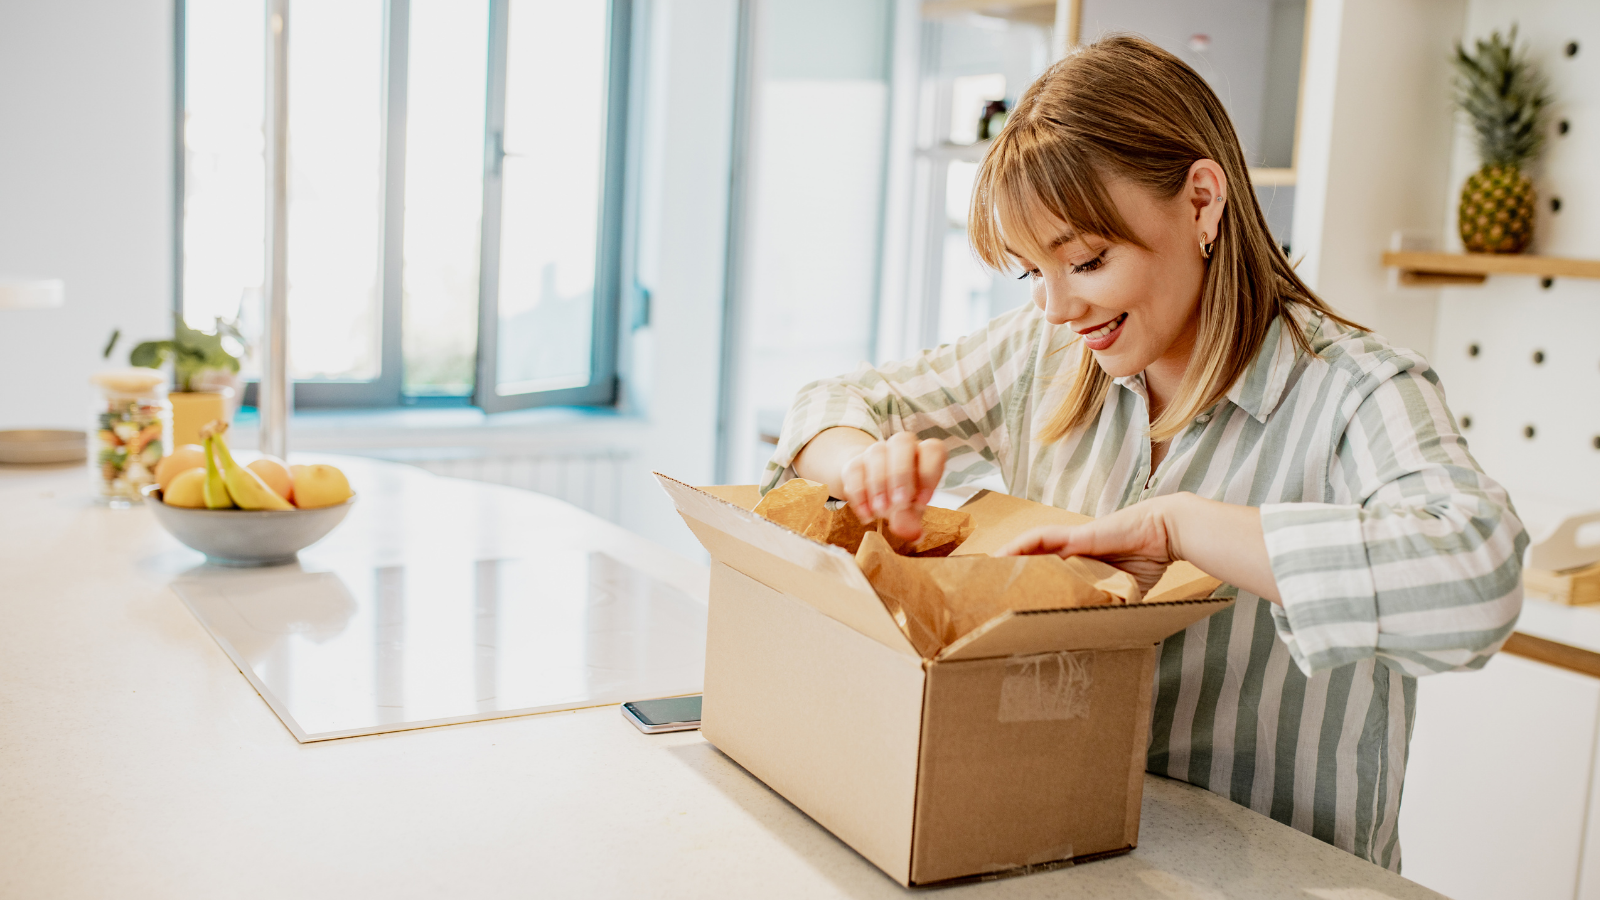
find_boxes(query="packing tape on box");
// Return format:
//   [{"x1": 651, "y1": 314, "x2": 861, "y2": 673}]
[{"x1": 998, "y1": 650, "x2": 1093, "y2": 722}]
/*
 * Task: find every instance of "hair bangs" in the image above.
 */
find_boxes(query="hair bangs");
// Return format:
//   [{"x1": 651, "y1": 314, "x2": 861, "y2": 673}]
[{"x1": 972, "y1": 123, "x2": 1147, "y2": 273}]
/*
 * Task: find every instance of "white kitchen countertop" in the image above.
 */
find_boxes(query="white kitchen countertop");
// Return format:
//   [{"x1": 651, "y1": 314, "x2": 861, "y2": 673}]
[{"x1": 0, "y1": 458, "x2": 1446, "y2": 898}]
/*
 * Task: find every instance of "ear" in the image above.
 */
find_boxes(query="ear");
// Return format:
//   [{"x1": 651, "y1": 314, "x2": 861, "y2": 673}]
[{"x1": 1185, "y1": 159, "x2": 1228, "y2": 245}]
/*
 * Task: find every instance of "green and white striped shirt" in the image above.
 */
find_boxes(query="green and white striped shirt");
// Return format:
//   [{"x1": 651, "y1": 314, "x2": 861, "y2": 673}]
[{"x1": 761, "y1": 303, "x2": 1526, "y2": 871}]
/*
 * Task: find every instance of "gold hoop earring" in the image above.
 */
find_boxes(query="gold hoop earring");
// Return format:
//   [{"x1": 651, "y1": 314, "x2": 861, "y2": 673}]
[{"x1": 1201, "y1": 232, "x2": 1215, "y2": 260}]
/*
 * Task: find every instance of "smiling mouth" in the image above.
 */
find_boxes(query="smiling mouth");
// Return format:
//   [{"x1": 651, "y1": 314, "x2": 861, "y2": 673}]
[{"x1": 1079, "y1": 313, "x2": 1127, "y2": 340}]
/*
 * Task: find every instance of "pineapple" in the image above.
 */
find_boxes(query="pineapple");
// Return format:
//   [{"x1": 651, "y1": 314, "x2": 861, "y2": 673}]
[{"x1": 1452, "y1": 26, "x2": 1551, "y2": 254}]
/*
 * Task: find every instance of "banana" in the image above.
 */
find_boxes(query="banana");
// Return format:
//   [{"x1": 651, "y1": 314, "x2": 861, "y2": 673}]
[
  {"x1": 210, "y1": 426, "x2": 293, "y2": 511},
  {"x1": 202, "y1": 434, "x2": 234, "y2": 509}
]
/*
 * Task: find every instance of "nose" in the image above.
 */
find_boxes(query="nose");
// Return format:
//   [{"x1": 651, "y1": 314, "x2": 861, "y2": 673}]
[{"x1": 1034, "y1": 270, "x2": 1088, "y2": 326}]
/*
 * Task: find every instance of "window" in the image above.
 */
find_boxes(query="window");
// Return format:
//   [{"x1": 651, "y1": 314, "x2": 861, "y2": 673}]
[{"x1": 177, "y1": 0, "x2": 629, "y2": 410}]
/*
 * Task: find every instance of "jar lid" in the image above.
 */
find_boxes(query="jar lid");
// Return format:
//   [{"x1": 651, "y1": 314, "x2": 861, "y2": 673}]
[{"x1": 91, "y1": 368, "x2": 166, "y2": 395}]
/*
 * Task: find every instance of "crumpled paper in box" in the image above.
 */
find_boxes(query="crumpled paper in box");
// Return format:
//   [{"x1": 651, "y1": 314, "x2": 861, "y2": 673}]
[
  {"x1": 754, "y1": 478, "x2": 1141, "y2": 658},
  {"x1": 753, "y1": 478, "x2": 974, "y2": 557},
  {"x1": 854, "y1": 531, "x2": 1134, "y2": 658}
]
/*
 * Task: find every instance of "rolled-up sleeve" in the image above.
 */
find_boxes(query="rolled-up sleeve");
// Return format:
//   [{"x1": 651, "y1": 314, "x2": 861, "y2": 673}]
[
  {"x1": 1261, "y1": 359, "x2": 1527, "y2": 677},
  {"x1": 760, "y1": 303, "x2": 1046, "y2": 494}
]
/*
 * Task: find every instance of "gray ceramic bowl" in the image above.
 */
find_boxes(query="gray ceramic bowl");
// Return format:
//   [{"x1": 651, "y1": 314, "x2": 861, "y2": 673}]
[{"x1": 144, "y1": 485, "x2": 356, "y2": 566}]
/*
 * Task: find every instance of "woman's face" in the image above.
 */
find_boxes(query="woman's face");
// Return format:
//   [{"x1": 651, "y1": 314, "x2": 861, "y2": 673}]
[{"x1": 1012, "y1": 169, "x2": 1221, "y2": 382}]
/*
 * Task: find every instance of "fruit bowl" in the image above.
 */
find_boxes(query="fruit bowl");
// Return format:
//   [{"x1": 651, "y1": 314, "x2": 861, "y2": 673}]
[{"x1": 143, "y1": 484, "x2": 356, "y2": 567}]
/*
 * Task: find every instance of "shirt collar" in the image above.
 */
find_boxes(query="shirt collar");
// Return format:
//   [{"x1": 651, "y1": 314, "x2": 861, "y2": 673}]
[
  {"x1": 1224, "y1": 313, "x2": 1304, "y2": 424},
  {"x1": 1109, "y1": 312, "x2": 1306, "y2": 424}
]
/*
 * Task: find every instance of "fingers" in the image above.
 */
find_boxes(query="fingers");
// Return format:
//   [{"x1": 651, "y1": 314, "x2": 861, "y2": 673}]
[
  {"x1": 888, "y1": 504, "x2": 923, "y2": 541},
  {"x1": 886, "y1": 432, "x2": 918, "y2": 514},
  {"x1": 840, "y1": 454, "x2": 872, "y2": 525},
  {"x1": 859, "y1": 442, "x2": 887, "y2": 521},
  {"x1": 915, "y1": 439, "x2": 946, "y2": 507},
  {"x1": 996, "y1": 525, "x2": 1078, "y2": 557},
  {"x1": 843, "y1": 433, "x2": 949, "y2": 537}
]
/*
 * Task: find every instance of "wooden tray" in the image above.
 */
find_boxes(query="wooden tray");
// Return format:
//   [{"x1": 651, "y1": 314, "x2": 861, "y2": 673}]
[{"x1": 1525, "y1": 562, "x2": 1600, "y2": 606}]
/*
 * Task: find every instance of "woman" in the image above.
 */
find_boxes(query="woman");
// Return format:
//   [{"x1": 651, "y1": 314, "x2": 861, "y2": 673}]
[{"x1": 762, "y1": 36, "x2": 1524, "y2": 871}]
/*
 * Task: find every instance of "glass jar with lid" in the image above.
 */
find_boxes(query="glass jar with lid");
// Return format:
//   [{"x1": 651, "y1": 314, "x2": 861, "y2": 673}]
[{"x1": 89, "y1": 368, "x2": 170, "y2": 507}]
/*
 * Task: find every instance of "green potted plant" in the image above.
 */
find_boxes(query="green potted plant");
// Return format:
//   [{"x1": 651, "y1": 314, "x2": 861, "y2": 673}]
[
  {"x1": 1452, "y1": 25, "x2": 1552, "y2": 254},
  {"x1": 127, "y1": 314, "x2": 245, "y2": 449}
]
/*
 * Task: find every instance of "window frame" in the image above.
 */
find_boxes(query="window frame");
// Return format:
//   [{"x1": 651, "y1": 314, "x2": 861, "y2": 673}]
[
  {"x1": 175, "y1": 0, "x2": 629, "y2": 412},
  {"x1": 473, "y1": 0, "x2": 629, "y2": 413}
]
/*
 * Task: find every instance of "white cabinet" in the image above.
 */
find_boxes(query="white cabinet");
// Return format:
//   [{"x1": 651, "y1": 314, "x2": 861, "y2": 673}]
[{"x1": 1399, "y1": 652, "x2": 1600, "y2": 900}]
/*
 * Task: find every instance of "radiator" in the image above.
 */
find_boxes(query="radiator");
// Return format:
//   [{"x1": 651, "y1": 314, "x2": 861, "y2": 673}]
[{"x1": 403, "y1": 450, "x2": 631, "y2": 523}]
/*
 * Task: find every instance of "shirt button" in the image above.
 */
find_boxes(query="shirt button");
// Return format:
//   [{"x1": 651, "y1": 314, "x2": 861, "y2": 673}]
[{"x1": 1196, "y1": 413, "x2": 1211, "y2": 424}]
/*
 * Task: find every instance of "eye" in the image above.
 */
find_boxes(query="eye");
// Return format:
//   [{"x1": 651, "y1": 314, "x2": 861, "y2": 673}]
[
  {"x1": 1015, "y1": 268, "x2": 1041, "y2": 281},
  {"x1": 1070, "y1": 252, "x2": 1106, "y2": 274}
]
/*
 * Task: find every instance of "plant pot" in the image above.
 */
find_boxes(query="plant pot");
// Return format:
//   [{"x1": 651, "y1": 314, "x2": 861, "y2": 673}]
[{"x1": 168, "y1": 389, "x2": 234, "y2": 449}]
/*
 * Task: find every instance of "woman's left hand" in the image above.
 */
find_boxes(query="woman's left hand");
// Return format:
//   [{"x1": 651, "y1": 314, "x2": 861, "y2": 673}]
[
  {"x1": 996, "y1": 492, "x2": 1284, "y2": 604},
  {"x1": 996, "y1": 495, "x2": 1184, "y2": 600}
]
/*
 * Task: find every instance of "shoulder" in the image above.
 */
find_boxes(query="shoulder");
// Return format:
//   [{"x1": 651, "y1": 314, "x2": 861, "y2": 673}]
[
  {"x1": 1299, "y1": 310, "x2": 1439, "y2": 398},
  {"x1": 957, "y1": 301, "x2": 1071, "y2": 374}
]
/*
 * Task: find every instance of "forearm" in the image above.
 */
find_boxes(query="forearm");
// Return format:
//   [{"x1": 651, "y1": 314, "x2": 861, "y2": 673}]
[
  {"x1": 1165, "y1": 493, "x2": 1282, "y2": 604},
  {"x1": 791, "y1": 426, "x2": 878, "y2": 500}
]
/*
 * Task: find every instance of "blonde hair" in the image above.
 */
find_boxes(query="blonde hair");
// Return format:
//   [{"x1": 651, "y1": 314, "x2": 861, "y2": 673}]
[{"x1": 969, "y1": 35, "x2": 1359, "y2": 443}]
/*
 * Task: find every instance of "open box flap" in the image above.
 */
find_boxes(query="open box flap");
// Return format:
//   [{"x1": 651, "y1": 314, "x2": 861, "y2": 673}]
[
  {"x1": 936, "y1": 596, "x2": 1235, "y2": 661},
  {"x1": 654, "y1": 474, "x2": 918, "y2": 657},
  {"x1": 951, "y1": 489, "x2": 1095, "y2": 556}
]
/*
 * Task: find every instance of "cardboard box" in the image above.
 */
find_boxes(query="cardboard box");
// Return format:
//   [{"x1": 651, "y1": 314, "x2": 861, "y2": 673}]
[{"x1": 656, "y1": 475, "x2": 1231, "y2": 886}]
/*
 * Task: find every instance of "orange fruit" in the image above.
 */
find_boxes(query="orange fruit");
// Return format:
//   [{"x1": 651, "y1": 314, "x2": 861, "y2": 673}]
[
  {"x1": 247, "y1": 456, "x2": 294, "y2": 503},
  {"x1": 156, "y1": 445, "x2": 207, "y2": 491}
]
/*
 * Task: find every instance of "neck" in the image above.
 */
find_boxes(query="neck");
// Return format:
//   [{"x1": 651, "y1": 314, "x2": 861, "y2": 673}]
[{"x1": 1144, "y1": 322, "x2": 1199, "y2": 425}]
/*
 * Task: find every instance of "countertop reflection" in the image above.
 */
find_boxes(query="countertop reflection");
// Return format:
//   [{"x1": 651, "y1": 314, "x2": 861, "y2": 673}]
[{"x1": 175, "y1": 551, "x2": 705, "y2": 741}]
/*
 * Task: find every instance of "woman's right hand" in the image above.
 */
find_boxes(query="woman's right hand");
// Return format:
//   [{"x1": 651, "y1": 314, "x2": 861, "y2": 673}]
[{"x1": 840, "y1": 431, "x2": 948, "y2": 541}]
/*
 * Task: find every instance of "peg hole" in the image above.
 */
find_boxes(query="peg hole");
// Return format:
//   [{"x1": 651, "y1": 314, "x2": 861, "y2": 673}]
[
  {"x1": 1524, "y1": 424, "x2": 1537, "y2": 440},
  {"x1": 1559, "y1": 119, "x2": 1571, "y2": 135},
  {"x1": 1567, "y1": 41, "x2": 1580, "y2": 57},
  {"x1": 1552, "y1": 197, "x2": 1563, "y2": 213},
  {"x1": 1542, "y1": 277, "x2": 1555, "y2": 289},
  {"x1": 1593, "y1": 435, "x2": 1600, "y2": 451},
  {"x1": 1461, "y1": 414, "x2": 1473, "y2": 430},
  {"x1": 1533, "y1": 350, "x2": 1546, "y2": 364},
  {"x1": 1467, "y1": 342, "x2": 1480, "y2": 357}
]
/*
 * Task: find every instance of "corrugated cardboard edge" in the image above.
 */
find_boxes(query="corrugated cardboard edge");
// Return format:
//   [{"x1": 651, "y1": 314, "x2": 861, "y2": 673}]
[
  {"x1": 916, "y1": 845, "x2": 1135, "y2": 887},
  {"x1": 936, "y1": 596, "x2": 1235, "y2": 662},
  {"x1": 654, "y1": 473, "x2": 918, "y2": 656}
]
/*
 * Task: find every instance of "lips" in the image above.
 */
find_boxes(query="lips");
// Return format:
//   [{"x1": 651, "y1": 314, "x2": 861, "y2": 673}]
[{"x1": 1078, "y1": 312, "x2": 1128, "y2": 351}]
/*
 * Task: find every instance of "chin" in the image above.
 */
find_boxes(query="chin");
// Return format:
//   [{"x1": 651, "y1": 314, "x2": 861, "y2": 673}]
[{"x1": 1089, "y1": 350, "x2": 1144, "y2": 379}]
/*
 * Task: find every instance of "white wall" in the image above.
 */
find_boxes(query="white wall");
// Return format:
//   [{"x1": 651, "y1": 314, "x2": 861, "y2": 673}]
[
  {"x1": 616, "y1": 0, "x2": 740, "y2": 557},
  {"x1": 0, "y1": 0, "x2": 175, "y2": 430},
  {"x1": 1428, "y1": 0, "x2": 1600, "y2": 513},
  {"x1": 1292, "y1": 0, "x2": 1465, "y2": 356}
]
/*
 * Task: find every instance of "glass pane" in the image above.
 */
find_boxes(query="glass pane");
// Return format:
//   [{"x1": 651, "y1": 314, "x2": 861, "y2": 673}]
[
  {"x1": 286, "y1": 0, "x2": 386, "y2": 381},
  {"x1": 182, "y1": 0, "x2": 266, "y2": 378},
  {"x1": 493, "y1": 0, "x2": 610, "y2": 395},
  {"x1": 402, "y1": 0, "x2": 490, "y2": 396}
]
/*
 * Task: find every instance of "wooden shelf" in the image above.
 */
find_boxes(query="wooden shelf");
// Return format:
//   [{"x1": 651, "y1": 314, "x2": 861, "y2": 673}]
[
  {"x1": 920, "y1": 140, "x2": 993, "y2": 163},
  {"x1": 1383, "y1": 251, "x2": 1600, "y2": 286},
  {"x1": 1249, "y1": 167, "x2": 1296, "y2": 186},
  {"x1": 922, "y1": 0, "x2": 1055, "y2": 25}
]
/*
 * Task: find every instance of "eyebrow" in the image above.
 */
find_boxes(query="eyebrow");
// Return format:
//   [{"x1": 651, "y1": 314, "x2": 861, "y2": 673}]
[{"x1": 1004, "y1": 230, "x2": 1081, "y2": 263}]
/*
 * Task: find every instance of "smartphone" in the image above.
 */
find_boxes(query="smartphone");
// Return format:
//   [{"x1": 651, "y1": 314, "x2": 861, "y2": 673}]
[{"x1": 621, "y1": 695, "x2": 702, "y2": 734}]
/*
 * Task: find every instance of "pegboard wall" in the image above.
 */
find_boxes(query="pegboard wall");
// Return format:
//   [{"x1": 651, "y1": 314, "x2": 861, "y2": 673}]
[{"x1": 1430, "y1": 0, "x2": 1600, "y2": 514}]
